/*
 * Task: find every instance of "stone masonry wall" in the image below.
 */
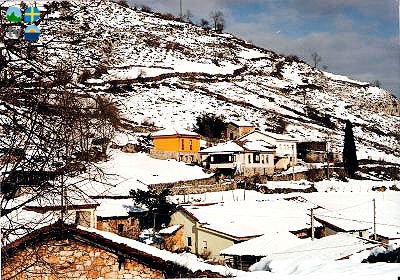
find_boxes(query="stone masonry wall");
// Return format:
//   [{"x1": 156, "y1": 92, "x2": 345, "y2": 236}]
[
  {"x1": 149, "y1": 150, "x2": 201, "y2": 164},
  {"x1": 150, "y1": 181, "x2": 237, "y2": 195},
  {"x1": 2, "y1": 239, "x2": 164, "y2": 280},
  {"x1": 97, "y1": 217, "x2": 140, "y2": 240},
  {"x1": 161, "y1": 227, "x2": 185, "y2": 252}
]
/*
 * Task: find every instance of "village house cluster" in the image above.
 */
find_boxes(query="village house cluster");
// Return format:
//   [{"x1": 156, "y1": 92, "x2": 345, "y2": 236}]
[
  {"x1": 1, "y1": 121, "x2": 395, "y2": 279},
  {"x1": 148, "y1": 121, "x2": 301, "y2": 175}
]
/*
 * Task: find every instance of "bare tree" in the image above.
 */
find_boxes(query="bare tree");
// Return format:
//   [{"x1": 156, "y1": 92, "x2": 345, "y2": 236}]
[
  {"x1": 311, "y1": 52, "x2": 322, "y2": 68},
  {"x1": 371, "y1": 80, "x2": 381, "y2": 87},
  {"x1": 0, "y1": 0, "x2": 121, "y2": 247},
  {"x1": 183, "y1": 9, "x2": 193, "y2": 23},
  {"x1": 210, "y1": 10, "x2": 225, "y2": 33},
  {"x1": 199, "y1": 18, "x2": 211, "y2": 30}
]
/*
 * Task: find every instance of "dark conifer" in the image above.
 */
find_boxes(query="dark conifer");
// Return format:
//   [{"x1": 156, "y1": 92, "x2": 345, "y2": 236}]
[{"x1": 343, "y1": 120, "x2": 358, "y2": 178}]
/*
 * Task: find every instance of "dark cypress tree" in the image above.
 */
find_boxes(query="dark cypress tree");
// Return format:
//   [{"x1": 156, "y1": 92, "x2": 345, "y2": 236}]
[{"x1": 343, "y1": 120, "x2": 358, "y2": 178}]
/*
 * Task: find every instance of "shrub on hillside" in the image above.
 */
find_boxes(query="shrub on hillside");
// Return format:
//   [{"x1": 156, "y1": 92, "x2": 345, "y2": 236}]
[{"x1": 193, "y1": 113, "x2": 226, "y2": 140}]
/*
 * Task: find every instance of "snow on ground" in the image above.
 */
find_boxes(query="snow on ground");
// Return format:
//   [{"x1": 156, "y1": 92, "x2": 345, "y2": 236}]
[
  {"x1": 75, "y1": 150, "x2": 213, "y2": 197},
  {"x1": 234, "y1": 262, "x2": 400, "y2": 280},
  {"x1": 322, "y1": 71, "x2": 369, "y2": 86},
  {"x1": 238, "y1": 48, "x2": 265, "y2": 59},
  {"x1": 79, "y1": 226, "x2": 243, "y2": 277},
  {"x1": 105, "y1": 60, "x2": 240, "y2": 80},
  {"x1": 357, "y1": 146, "x2": 400, "y2": 164}
]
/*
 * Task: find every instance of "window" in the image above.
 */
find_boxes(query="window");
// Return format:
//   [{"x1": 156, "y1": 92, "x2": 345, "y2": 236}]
[
  {"x1": 75, "y1": 211, "x2": 91, "y2": 227},
  {"x1": 248, "y1": 155, "x2": 251, "y2": 163},
  {"x1": 253, "y1": 153, "x2": 260, "y2": 163},
  {"x1": 187, "y1": 236, "x2": 192, "y2": 246},
  {"x1": 181, "y1": 139, "x2": 185, "y2": 150},
  {"x1": 189, "y1": 140, "x2": 193, "y2": 151},
  {"x1": 230, "y1": 132, "x2": 234, "y2": 140},
  {"x1": 202, "y1": 241, "x2": 208, "y2": 250},
  {"x1": 118, "y1": 224, "x2": 124, "y2": 234}
]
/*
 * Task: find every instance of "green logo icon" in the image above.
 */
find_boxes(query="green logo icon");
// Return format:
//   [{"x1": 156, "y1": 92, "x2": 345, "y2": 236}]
[{"x1": 6, "y1": 6, "x2": 22, "y2": 23}]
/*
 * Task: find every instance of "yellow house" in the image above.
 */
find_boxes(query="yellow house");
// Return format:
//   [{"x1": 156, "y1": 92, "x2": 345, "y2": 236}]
[
  {"x1": 150, "y1": 128, "x2": 201, "y2": 163},
  {"x1": 169, "y1": 207, "x2": 259, "y2": 262}
]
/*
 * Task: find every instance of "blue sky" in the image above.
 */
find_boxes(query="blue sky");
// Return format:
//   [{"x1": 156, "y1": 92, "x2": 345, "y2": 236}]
[{"x1": 130, "y1": 0, "x2": 399, "y2": 97}]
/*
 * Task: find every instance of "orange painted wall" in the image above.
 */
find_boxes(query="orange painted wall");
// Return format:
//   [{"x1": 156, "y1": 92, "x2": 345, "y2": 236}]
[
  {"x1": 239, "y1": 126, "x2": 256, "y2": 137},
  {"x1": 152, "y1": 136, "x2": 200, "y2": 153}
]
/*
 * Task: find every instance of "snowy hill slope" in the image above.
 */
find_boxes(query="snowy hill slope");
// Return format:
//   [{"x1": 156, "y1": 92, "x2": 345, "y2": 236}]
[{"x1": 4, "y1": 0, "x2": 400, "y2": 162}]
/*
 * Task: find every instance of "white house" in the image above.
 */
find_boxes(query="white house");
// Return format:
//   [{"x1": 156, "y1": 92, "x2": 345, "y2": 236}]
[
  {"x1": 199, "y1": 140, "x2": 275, "y2": 176},
  {"x1": 239, "y1": 130, "x2": 298, "y2": 170}
]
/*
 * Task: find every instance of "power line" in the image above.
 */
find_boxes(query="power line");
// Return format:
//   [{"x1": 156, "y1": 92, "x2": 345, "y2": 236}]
[
  {"x1": 316, "y1": 200, "x2": 372, "y2": 215},
  {"x1": 315, "y1": 214, "x2": 400, "y2": 228}
]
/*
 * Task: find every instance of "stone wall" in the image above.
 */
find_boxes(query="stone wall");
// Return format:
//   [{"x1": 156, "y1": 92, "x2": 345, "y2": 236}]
[
  {"x1": 97, "y1": 217, "x2": 140, "y2": 240},
  {"x1": 242, "y1": 167, "x2": 274, "y2": 177},
  {"x1": 2, "y1": 239, "x2": 164, "y2": 280},
  {"x1": 150, "y1": 181, "x2": 237, "y2": 195},
  {"x1": 149, "y1": 150, "x2": 201, "y2": 164},
  {"x1": 161, "y1": 227, "x2": 185, "y2": 252}
]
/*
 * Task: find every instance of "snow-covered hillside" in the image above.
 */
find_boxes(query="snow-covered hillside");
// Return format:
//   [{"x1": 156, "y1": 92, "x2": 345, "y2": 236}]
[{"x1": 3, "y1": 0, "x2": 400, "y2": 162}]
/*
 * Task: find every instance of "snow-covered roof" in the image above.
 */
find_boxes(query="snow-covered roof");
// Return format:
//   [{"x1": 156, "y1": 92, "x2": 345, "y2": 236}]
[
  {"x1": 200, "y1": 141, "x2": 243, "y2": 154},
  {"x1": 242, "y1": 140, "x2": 275, "y2": 152},
  {"x1": 229, "y1": 120, "x2": 255, "y2": 127},
  {"x1": 159, "y1": 224, "x2": 183, "y2": 235},
  {"x1": 302, "y1": 192, "x2": 400, "y2": 239},
  {"x1": 200, "y1": 140, "x2": 275, "y2": 154},
  {"x1": 1, "y1": 208, "x2": 75, "y2": 246},
  {"x1": 79, "y1": 226, "x2": 241, "y2": 277},
  {"x1": 95, "y1": 198, "x2": 147, "y2": 218},
  {"x1": 263, "y1": 233, "x2": 379, "y2": 263},
  {"x1": 314, "y1": 210, "x2": 371, "y2": 232},
  {"x1": 151, "y1": 128, "x2": 199, "y2": 137},
  {"x1": 220, "y1": 231, "x2": 305, "y2": 257},
  {"x1": 181, "y1": 198, "x2": 321, "y2": 239}
]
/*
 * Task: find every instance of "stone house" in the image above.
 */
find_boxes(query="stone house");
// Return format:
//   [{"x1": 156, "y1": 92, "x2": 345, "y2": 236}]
[
  {"x1": 1, "y1": 222, "x2": 224, "y2": 279},
  {"x1": 239, "y1": 130, "x2": 298, "y2": 170},
  {"x1": 159, "y1": 224, "x2": 184, "y2": 252},
  {"x1": 95, "y1": 198, "x2": 147, "y2": 240},
  {"x1": 199, "y1": 140, "x2": 276, "y2": 176},
  {"x1": 150, "y1": 128, "x2": 201, "y2": 164},
  {"x1": 224, "y1": 121, "x2": 256, "y2": 140}
]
